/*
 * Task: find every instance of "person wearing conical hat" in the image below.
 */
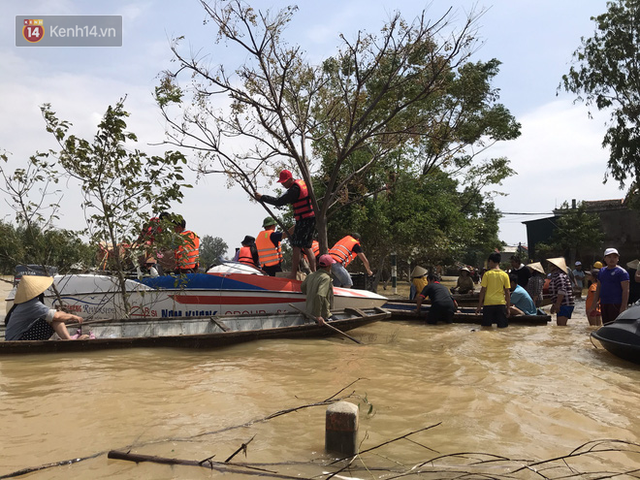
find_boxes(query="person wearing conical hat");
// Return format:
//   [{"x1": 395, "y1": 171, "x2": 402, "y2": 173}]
[
  {"x1": 547, "y1": 257, "x2": 575, "y2": 326},
  {"x1": 4, "y1": 276, "x2": 85, "y2": 341},
  {"x1": 452, "y1": 267, "x2": 474, "y2": 295},
  {"x1": 410, "y1": 266, "x2": 428, "y2": 300},
  {"x1": 525, "y1": 262, "x2": 545, "y2": 307}
]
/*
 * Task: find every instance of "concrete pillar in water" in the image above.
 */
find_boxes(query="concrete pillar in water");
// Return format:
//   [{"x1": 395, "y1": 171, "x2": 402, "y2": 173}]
[
  {"x1": 391, "y1": 251, "x2": 397, "y2": 295},
  {"x1": 325, "y1": 401, "x2": 358, "y2": 455}
]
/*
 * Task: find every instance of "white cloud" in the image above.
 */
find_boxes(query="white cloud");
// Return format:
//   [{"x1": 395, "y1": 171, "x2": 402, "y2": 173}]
[{"x1": 491, "y1": 99, "x2": 625, "y2": 245}]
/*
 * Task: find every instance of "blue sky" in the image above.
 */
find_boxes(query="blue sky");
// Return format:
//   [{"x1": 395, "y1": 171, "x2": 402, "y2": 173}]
[{"x1": 0, "y1": 0, "x2": 624, "y2": 257}]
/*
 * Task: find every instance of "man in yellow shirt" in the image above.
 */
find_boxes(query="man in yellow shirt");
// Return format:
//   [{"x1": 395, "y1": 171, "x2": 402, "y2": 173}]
[{"x1": 476, "y1": 252, "x2": 511, "y2": 328}]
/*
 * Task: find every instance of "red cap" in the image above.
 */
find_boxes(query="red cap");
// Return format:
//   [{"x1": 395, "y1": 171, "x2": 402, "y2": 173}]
[
  {"x1": 318, "y1": 254, "x2": 336, "y2": 267},
  {"x1": 277, "y1": 170, "x2": 293, "y2": 183}
]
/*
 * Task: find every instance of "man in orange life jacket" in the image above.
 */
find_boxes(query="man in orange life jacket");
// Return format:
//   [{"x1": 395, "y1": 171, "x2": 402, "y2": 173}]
[
  {"x1": 173, "y1": 218, "x2": 200, "y2": 274},
  {"x1": 328, "y1": 233, "x2": 373, "y2": 288},
  {"x1": 255, "y1": 170, "x2": 316, "y2": 279},
  {"x1": 235, "y1": 235, "x2": 261, "y2": 269},
  {"x1": 256, "y1": 217, "x2": 283, "y2": 276}
]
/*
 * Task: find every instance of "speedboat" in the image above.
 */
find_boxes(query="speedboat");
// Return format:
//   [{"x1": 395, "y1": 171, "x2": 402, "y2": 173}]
[
  {"x1": 4, "y1": 263, "x2": 388, "y2": 321},
  {"x1": 591, "y1": 305, "x2": 640, "y2": 364}
]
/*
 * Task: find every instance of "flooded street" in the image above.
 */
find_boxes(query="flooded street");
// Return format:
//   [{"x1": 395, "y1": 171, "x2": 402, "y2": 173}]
[{"x1": 2, "y1": 294, "x2": 640, "y2": 479}]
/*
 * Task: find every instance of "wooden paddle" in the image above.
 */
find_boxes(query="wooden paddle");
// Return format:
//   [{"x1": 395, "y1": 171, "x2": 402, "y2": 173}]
[{"x1": 288, "y1": 303, "x2": 363, "y2": 345}]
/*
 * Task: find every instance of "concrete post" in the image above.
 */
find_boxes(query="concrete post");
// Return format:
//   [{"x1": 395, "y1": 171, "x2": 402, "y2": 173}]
[
  {"x1": 325, "y1": 401, "x2": 359, "y2": 455},
  {"x1": 390, "y1": 251, "x2": 397, "y2": 295}
]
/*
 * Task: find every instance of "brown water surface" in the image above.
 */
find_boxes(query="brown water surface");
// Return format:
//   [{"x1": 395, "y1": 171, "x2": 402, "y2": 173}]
[{"x1": 1, "y1": 292, "x2": 640, "y2": 478}]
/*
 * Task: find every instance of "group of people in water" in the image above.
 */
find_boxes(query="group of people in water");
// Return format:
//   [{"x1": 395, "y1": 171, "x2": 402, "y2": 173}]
[{"x1": 411, "y1": 248, "x2": 633, "y2": 328}]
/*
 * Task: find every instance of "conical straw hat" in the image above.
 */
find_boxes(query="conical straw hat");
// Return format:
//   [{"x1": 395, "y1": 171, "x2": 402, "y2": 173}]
[
  {"x1": 411, "y1": 266, "x2": 427, "y2": 278},
  {"x1": 627, "y1": 259, "x2": 640, "y2": 270},
  {"x1": 526, "y1": 262, "x2": 545, "y2": 274},
  {"x1": 546, "y1": 257, "x2": 568, "y2": 274},
  {"x1": 14, "y1": 275, "x2": 54, "y2": 304}
]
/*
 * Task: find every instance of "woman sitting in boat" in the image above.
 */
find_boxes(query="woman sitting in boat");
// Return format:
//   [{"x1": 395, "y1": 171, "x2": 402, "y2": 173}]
[
  {"x1": 451, "y1": 267, "x2": 475, "y2": 294},
  {"x1": 4, "y1": 276, "x2": 86, "y2": 341}
]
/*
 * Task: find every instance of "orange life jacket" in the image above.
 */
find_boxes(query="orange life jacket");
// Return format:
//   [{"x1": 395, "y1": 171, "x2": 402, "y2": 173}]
[
  {"x1": 292, "y1": 179, "x2": 314, "y2": 221},
  {"x1": 175, "y1": 230, "x2": 200, "y2": 270},
  {"x1": 238, "y1": 246, "x2": 259, "y2": 267},
  {"x1": 311, "y1": 240, "x2": 320, "y2": 257},
  {"x1": 255, "y1": 230, "x2": 282, "y2": 267},
  {"x1": 329, "y1": 236, "x2": 360, "y2": 267}
]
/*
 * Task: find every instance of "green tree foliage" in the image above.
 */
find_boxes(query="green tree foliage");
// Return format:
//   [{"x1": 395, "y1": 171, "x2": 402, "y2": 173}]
[
  {"x1": 560, "y1": 0, "x2": 640, "y2": 188},
  {"x1": 0, "y1": 220, "x2": 93, "y2": 275},
  {"x1": 199, "y1": 235, "x2": 229, "y2": 268},
  {"x1": 536, "y1": 203, "x2": 604, "y2": 260},
  {"x1": 326, "y1": 165, "x2": 504, "y2": 281},
  {"x1": 41, "y1": 99, "x2": 191, "y2": 316},
  {"x1": 156, "y1": 1, "x2": 519, "y2": 256},
  {"x1": 0, "y1": 149, "x2": 63, "y2": 278}
]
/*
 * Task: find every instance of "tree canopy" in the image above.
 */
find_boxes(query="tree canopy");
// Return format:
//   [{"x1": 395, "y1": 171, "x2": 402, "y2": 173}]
[
  {"x1": 561, "y1": 0, "x2": 640, "y2": 189},
  {"x1": 156, "y1": 0, "x2": 520, "y2": 266}
]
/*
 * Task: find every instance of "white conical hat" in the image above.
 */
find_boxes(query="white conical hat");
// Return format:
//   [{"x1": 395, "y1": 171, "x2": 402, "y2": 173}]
[
  {"x1": 546, "y1": 257, "x2": 568, "y2": 274},
  {"x1": 526, "y1": 262, "x2": 545, "y2": 274},
  {"x1": 627, "y1": 259, "x2": 640, "y2": 270},
  {"x1": 14, "y1": 275, "x2": 54, "y2": 304},
  {"x1": 411, "y1": 266, "x2": 427, "y2": 278}
]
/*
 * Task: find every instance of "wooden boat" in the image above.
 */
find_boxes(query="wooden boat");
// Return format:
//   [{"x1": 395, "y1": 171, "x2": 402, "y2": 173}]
[
  {"x1": 0, "y1": 307, "x2": 389, "y2": 355},
  {"x1": 383, "y1": 301, "x2": 551, "y2": 325},
  {"x1": 591, "y1": 305, "x2": 640, "y2": 364}
]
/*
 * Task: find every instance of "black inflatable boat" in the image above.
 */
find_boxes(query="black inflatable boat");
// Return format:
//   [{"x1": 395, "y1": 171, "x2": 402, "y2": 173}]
[{"x1": 591, "y1": 305, "x2": 640, "y2": 364}]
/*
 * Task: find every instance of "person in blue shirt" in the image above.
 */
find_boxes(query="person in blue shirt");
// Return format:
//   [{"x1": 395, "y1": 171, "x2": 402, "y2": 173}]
[
  {"x1": 508, "y1": 274, "x2": 537, "y2": 316},
  {"x1": 588, "y1": 247, "x2": 629, "y2": 324}
]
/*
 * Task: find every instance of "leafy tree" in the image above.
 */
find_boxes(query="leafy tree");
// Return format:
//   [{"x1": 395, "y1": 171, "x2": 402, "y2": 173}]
[
  {"x1": 536, "y1": 203, "x2": 604, "y2": 262},
  {"x1": 560, "y1": 0, "x2": 640, "y2": 189},
  {"x1": 326, "y1": 164, "x2": 505, "y2": 286},
  {"x1": 199, "y1": 235, "x2": 229, "y2": 268},
  {"x1": 156, "y1": 1, "x2": 518, "y2": 255},
  {"x1": 0, "y1": 149, "x2": 62, "y2": 277},
  {"x1": 41, "y1": 99, "x2": 192, "y2": 317},
  {"x1": 0, "y1": 221, "x2": 94, "y2": 275},
  {"x1": 0, "y1": 220, "x2": 25, "y2": 274}
]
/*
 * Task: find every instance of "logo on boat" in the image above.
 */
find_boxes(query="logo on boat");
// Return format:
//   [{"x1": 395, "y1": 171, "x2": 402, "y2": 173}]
[{"x1": 161, "y1": 309, "x2": 218, "y2": 318}]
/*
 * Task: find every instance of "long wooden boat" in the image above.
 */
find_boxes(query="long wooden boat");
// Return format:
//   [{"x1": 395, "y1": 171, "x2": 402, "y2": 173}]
[
  {"x1": 409, "y1": 292, "x2": 554, "y2": 307},
  {"x1": 0, "y1": 307, "x2": 389, "y2": 355},
  {"x1": 383, "y1": 301, "x2": 551, "y2": 325}
]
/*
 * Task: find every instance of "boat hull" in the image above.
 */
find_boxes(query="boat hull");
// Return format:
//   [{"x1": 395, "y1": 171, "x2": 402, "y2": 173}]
[
  {"x1": 0, "y1": 308, "x2": 389, "y2": 354},
  {"x1": 383, "y1": 301, "x2": 551, "y2": 325},
  {"x1": 5, "y1": 272, "x2": 388, "y2": 320}
]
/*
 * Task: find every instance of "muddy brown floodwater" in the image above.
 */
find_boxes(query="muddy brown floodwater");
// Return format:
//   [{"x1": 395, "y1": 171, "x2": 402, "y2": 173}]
[{"x1": 1, "y1": 279, "x2": 640, "y2": 479}]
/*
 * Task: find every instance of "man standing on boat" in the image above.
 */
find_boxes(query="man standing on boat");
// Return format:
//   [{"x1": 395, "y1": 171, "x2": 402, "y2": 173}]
[
  {"x1": 328, "y1": 233, "x2": 373, "y2": 288},
  {"x1": 255, "y1": 170, "x2": 316, "y2": 279},
  {"x1": 256, "y1": 217, "x2": 283, "y2": 276},
  {"x1": 301, "y1": 254, "x2": 336, "y2": 325}
]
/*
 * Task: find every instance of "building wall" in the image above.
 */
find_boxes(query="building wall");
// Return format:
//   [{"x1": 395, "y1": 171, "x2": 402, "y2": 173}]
[{"x1": 523, "y1": 200, "x2": 640, "y2": 265}]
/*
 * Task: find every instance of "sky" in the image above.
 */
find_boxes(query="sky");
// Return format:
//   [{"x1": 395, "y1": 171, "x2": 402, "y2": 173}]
[{"x1": 0, "y1": 0, "x2": 625, "y2": 258}]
